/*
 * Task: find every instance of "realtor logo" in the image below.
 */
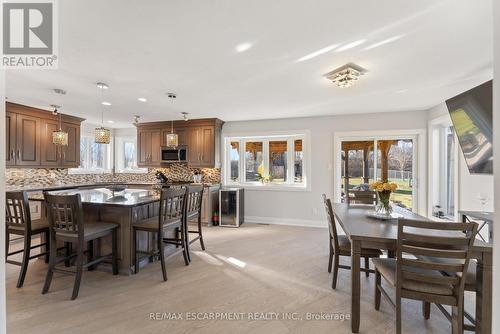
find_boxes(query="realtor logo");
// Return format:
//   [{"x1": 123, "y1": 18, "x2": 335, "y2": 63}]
[{"x1": 2, "y1": 0, "x2": 58, "y2": 68}]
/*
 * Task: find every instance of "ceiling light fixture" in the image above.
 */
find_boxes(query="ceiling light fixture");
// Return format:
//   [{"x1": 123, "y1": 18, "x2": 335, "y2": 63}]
[
  {"x1": 166, "y1": 93, "x2": 178, "y2": 147},
  {"x1": 53, "y1": 88, "x2": 66, "y2": 95},
  {"x1": 133, "y1": 115, "x2": 140, "y2": 125},
  {"x1": 324, "y1": 63, "x2": 367, "y2": 88},
  {"x1": 137, "y1": 97, "x2": 147, "y2": 102},
  {"x1": 50, "y1": 104, "x2": 68, "y2": 146},
  {"x1": 334, "y1": 39, "x2": 366, "y2": 53},
  {"x1": 101, "y1": 101, "x2": 112, "y2": 106},
  {"x1": 107, "y1": 120, "x2": 115, "y2": 124},
  {"x1": 95, "y1": 82, "x2": 111, "y2": 144},
  {"x1": 296, "y1": 43, "x2": 341, "y2": 62},
  {"x1": 235, "y1": 42, "x2": 252, "y2": 53},
  {"x1": 181, "y1": 112, "x2": 189, "y2": 121}
]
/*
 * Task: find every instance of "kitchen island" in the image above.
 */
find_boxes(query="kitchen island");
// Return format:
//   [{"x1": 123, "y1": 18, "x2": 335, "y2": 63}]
[{"x1": 29, "y1": 188, "x2": 164, "y2": 275}]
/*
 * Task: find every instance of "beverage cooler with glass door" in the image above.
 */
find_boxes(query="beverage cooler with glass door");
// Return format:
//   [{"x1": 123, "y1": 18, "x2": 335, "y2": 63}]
[{"x1": 219, "y1": 188, "x2": 244, "y2": 227}]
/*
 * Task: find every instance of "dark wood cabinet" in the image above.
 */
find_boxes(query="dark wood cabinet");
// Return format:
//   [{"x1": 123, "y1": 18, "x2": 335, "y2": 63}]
[
  {"x1": 6, "y1": 112, "x2": 16, "y2": 166},
  {"x1": 137, "y1": 118, "x2": 223, "y2": 168},
  {"x1": 6, "y1": 102, "x2": 84, "y2": 168},
  {"x1": 16, "y1": 114, "x2": 41, "y2": 166},
  {"x1": 137, "y1": 128, "x2": 161, "y2": 167}
]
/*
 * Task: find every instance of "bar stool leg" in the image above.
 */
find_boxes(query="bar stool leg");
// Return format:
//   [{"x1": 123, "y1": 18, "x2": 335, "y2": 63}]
[
  {"x1": 71, "y1": 250, "x2": 84, "y2": 300},
  {"x1": 44, "y1": 230, "x2": 50, "y2": 263},
  {"x1": 87, "y1": 240, "x2": 94, "y2": 271},
  {"x1": 198, "y1": 216, "x2": 205, "y2": 251},
  {"x1": 111, "y1": 229, "x2": 118, "y2": 275},
  {"x1": 158, "y1": 230, "x2": 167, "y2": 281},
  {"x1": 181, "y1": 222, "x2": 190, "y2": 266},
  {"x1": 17, "y1": 234, "x2": 31, "y2": 288},
  {"x1": 42, "y1": 232, "x2": 57, "y2": 295}
]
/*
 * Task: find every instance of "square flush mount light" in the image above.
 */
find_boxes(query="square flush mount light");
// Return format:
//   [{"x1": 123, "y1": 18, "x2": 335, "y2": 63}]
[{"x1": 324, "y1": 63, "x2": 367, "y2": 88}]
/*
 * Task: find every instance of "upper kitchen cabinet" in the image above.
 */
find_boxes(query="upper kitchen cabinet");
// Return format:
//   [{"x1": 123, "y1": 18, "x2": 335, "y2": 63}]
[
  {"x1": 137, "y1": 128, "x2": 162, "y2": 167},
  {"x1": 136, "y1": 118, "x2": 223, "y2": 168},
  {"x1": 6, "y1": 102, "x2": 85, "y2": 168}
]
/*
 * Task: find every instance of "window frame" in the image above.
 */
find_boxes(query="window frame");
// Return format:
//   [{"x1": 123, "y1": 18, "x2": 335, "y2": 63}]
[
  {"x1": 68, "y1": 134, "x2": 113, "y2": 174},
  {"x1": 114, "y1": 135, "x2": 148, "y2": 174},
  {"x1": 223, "y1": 132, "x2": 309, "y2": 191}
]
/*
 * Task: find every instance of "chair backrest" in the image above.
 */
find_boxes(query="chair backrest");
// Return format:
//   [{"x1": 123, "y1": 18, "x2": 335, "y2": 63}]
[
  {"x1": 396, "y1": 219, "x2": 478, "y2": 300},
  {"x1": 159, "y1": 187, "x2": 188, "y2": 228},
  {"x1": 185, "y1": 185, "x2": 204, "y2": 219},
  {"x1": 347, "y1": 190, "x2": 377, "y2": 205},
  {"x1": 6, "y1": 191, "x2": 32, "y2": 232},
  {"x1": 44, "y1": 192, "x2": 85, "y2": 239},
  {"x1": 322, "y1": 194, "x2": 340, "y2": 252}
]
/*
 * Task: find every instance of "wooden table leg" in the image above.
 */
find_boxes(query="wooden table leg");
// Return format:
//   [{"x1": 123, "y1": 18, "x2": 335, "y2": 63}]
[
  {"x1": 351, "y1": 239, "x2": 361, "y2": 333},
  {"x1": 476, "y1": 252, "x2": 492, "y2": 334}
]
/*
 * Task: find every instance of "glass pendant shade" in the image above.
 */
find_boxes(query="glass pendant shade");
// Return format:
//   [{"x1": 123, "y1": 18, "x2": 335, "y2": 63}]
[
  {"x1": 52, "y1": 130, "x2": 68, "y2": 146},
  {"x1": 95, "y1": 127, "x2": 111, "y2": 144},
  {"x1": 166, "y1": 133, "x2": 178, "y2": 147}
]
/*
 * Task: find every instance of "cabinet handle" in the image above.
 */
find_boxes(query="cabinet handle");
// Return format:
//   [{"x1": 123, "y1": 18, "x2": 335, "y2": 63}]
[
  {"x1": 63, "y1": 150, "x2": 66, "y2": 161},
  {"x1": 10, "y1": 149, "x2": 14, "y2": 159},
  {"x1": 17, "y1": 149, "x2": 21, "y2": 160}
]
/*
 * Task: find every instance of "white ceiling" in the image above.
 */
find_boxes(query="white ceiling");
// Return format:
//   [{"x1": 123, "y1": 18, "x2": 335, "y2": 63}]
[{"x1": 6, "y1": 0, "x2": 493, "y2": 128}]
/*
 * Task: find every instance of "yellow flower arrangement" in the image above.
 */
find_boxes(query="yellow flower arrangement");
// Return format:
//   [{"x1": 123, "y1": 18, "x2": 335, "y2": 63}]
[
  {"x1": 257, "y1": 163, "x2": 270, "y2": 183},
  {"x1": 369, "y1": 180, "x2": 398, "y2": 215}
]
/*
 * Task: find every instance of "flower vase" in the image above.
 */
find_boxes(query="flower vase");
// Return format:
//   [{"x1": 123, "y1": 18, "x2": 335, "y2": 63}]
[{"x1": 376, "y1": 190, "x2": 393, "y2": 215}]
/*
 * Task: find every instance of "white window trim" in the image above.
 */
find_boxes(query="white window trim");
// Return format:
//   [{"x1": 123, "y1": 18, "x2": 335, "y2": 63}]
[
  {"x1": 222, "y1": 130, "x2": 311, "y2": 191},
  {"x1": 114, "y1": 135, "x2": 148, "y2": 174},
  {"x1": 333, "y1": 128, "x2": 427, "y2": 216},
  {"x1": 69, "y1": 128, "x2": 114, "y2": 175}
]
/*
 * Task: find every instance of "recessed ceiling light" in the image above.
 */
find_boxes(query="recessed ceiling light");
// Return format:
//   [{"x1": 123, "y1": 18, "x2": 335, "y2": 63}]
[
  {"x1": 137, "y1": 97, "x2": 147, "y2": 102},
  {"x1": 296, "y1": 44, "x2": 341, "y2": 62},
  {"x1": 363, "y1": 35, "x2": 404, "y2": 51},
  {"x1": 101, "y1": 101, "x2": 112, "y2": 106},
  {"x1": 335, "y1": 39, "x2": 366, "y2": 53},
  {"x1": 396, "y1": 89, "x2": 409, "y2": 93},
  {"x1": 107, "y1": 120, "x2": 115, "y2": 124},
  {"x1": 235, "y1": 42, "x2": 252, "y2": 53}
]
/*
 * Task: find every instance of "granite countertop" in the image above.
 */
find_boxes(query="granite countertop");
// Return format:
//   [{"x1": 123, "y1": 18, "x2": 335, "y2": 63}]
[
  {"x1": 5, "y1": 181, "x2": 219, "y2": 193},
  {"x1": 30, "y1": 188, "x2": 161, "y2": 207}
]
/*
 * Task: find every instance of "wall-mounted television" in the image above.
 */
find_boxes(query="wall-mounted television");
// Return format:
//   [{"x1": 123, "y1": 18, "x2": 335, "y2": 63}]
[{"x1": 446, "y1": 80, "x2": 493, "y2": 174}]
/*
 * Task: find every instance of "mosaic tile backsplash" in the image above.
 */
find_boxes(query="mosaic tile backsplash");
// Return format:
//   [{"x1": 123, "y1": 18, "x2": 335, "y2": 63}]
[{"x1": 6, "y1": 164, "x2": 221, "y2": 187}]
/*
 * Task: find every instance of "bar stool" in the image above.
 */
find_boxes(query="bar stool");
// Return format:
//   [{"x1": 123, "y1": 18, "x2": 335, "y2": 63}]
[
  {"x1": 5, "y1": 191, "x2": 50, "y2": 288},
  {"x1": 132, "y1": 187, "x2": 189, "y2": 281},
  {"x1": 185, "y1": 185, "x2": 205, "y2": 261},
  {"x1": 42, "y1": 192, "x2": 119, "y2": 300}
]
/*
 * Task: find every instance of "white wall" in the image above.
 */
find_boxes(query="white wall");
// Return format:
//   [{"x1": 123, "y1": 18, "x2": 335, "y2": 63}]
[
  {"x1": 427, "y1": 103, "x2": 495, "y2": 212},
  {"x1": 0, "y1": 70, "x2": 6, "y2": 334},
  {"x1": 222, "y1": 110, "x2": 428, "y2": 227},
  {"x1": 492, "y1": 0, "x2": 499, "y2": 330}
]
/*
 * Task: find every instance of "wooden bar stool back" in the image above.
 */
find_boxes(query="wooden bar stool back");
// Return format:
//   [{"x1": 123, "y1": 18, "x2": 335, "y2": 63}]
[
  {"x1": 133, "y1": 187, "x2": 189, "y2": 281},
  {"x1": 42, "y1": 193, "x2": 119, "y2": 300},
  {"x1": 5, "y1": 191, "x2": 50, "y2": 288},
  {"x1": 185, "y1": 185, "x2": 205, "y2": 259}
]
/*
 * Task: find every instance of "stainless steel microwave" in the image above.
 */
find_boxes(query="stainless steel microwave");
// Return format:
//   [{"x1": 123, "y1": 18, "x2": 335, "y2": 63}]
[{"x1": 160, "y1": 146, "x2": 188, "y2": 163}]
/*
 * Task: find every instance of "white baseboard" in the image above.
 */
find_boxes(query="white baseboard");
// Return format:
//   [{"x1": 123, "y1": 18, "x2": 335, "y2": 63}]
[{"x1": 244, "y1": 215, "x2": 327, "y2": 228}]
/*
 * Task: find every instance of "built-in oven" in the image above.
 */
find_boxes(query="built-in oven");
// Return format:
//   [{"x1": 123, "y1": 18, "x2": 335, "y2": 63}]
[{"x1": 160, "y1": 146, "x2": 188, "y2": 163}]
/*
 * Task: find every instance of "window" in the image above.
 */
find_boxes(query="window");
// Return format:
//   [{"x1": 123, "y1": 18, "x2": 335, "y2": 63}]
[
  {"x1": 115, "y1": 135, "x2": 148, "y2": 173},
  {"x1": 225, "y1": 134, "x2": 307, "y2": 188},
  {"x1": 69, "y1": 134, "x2": 112, "y2": 174}
]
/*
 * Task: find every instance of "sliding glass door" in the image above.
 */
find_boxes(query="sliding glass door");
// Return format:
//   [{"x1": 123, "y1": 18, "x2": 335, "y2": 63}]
[{"x1": 341, "y1": 138, "x2": 416, "y2": 211}]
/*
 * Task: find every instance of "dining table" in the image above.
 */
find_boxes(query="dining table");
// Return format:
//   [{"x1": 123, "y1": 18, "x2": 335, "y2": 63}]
[{"x1": 332, "y1": 203, "x2": 492, "y2": 334}]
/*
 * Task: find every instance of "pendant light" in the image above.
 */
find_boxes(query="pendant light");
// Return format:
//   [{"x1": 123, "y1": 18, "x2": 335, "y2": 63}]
[
  {"x1": 95, "y1": 82, "x2": 111, "y2": 144},
  {"x1": 51, "y1": 104, "x2": 68, "y2": 146},
  {"x1": 165, "y1": 93, "x2": 178, "y2": 147}
]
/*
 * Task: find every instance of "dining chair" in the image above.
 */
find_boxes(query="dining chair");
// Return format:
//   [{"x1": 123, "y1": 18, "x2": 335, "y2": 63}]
[
  {"x1": 133, "y1": 187, "x2": 189, "y2": 281},
  {"x1": 373, "y1": 219, "x2": 477, "y2": 334},
  {"x1": 322, "y1": 194, "x2": 382, "y2": 289},
  {"x1": 347, "y1": 190, "x2": 377, "y2": 205},
  {"x1": 42, "y1": 192, "x2": 119, "y2": 300},
  {"x1": 5, "y1": 191, "x2": 50, "y2": 288},
  {"x1": 185, "y1": 185, "x2": 205, "y2": 262}
]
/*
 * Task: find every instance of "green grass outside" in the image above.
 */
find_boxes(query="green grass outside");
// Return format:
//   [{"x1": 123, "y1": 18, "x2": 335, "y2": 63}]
[{"x1": 344, "y1": 177, "x2": 413, "y2": 209}]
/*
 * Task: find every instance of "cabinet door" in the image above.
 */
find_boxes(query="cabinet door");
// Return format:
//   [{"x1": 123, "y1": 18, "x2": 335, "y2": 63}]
[
  {"x1": 61, "y1": 123, "x2": 80, "y2": 167},
  {"x1": 188, "y1": 127, "x2": 202, "y2": 166},
  {"x1": 40, "y1": 119, "x2": 60, "y2": 166},
  {"x1": 6, "y1": 112, "x2": 16, "y2": 166},
  {"x1": 150, "y1": 129, "x2": 162, "y2": 165},
  {"x1": 138, "y1": 130, "x2": 151, "y2": 166},
  {"x1": 16, "y1": 114, "x2": 41, "y2": 166},
  {"x1": 199, "y1": 127, "x2": 215, "y2": 167}
]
